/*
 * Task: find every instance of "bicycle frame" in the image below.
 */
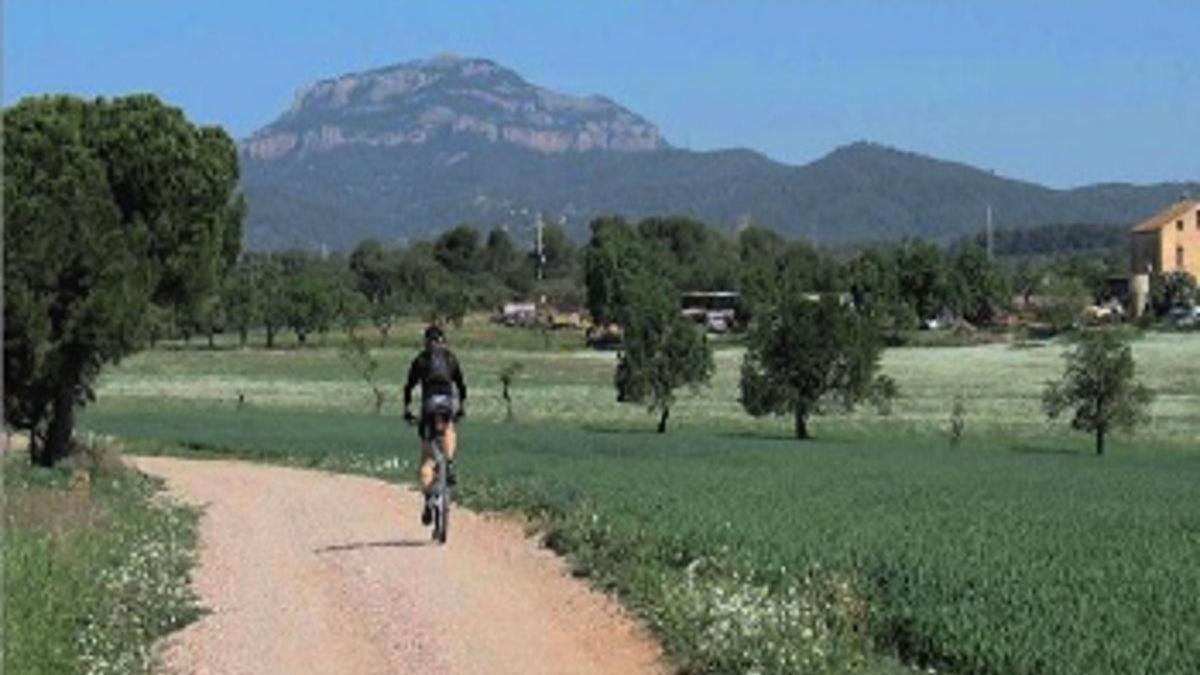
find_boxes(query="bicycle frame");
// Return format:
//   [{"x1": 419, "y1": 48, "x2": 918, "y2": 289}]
[{"x1": 427, "y1": 409, "x2": 452, "y2": 544}]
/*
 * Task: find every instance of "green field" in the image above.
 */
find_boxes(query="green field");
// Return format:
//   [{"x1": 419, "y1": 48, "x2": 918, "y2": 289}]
[
  {"x1": 97, "y1": 318, "x2": 1200, "y2": 444},
  {"x1": 80, "y1": 325, "x2": 1200, "y2": 674}
]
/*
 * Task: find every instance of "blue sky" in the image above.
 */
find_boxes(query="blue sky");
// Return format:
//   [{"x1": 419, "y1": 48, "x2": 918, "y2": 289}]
[{"x1": 6, "y1": 1, "x2": 1198, "y2": 187}]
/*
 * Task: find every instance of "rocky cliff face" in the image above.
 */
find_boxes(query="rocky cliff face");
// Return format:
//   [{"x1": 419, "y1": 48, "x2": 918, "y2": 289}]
[{"x1": 244, "y1": 54, "x2": 665, "y2": 161}]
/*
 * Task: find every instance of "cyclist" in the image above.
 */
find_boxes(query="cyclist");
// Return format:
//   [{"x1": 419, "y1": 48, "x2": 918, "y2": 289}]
[{"x1": 403, "y1": 324, "x2": 468, "y2": 525}]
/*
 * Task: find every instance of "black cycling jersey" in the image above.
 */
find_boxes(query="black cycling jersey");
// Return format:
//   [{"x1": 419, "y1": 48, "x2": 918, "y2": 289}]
[{"x1": 403, "y1": 346, "x2": 468, "y2": 407}]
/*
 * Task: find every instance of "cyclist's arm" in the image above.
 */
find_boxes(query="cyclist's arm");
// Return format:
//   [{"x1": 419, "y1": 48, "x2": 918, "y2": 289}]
[
  {"x1": 451, "y1": 353, "x2": 467, "y2": 402},
  {"x1": 403, "y1": 356, "x2": 422, "y2": 409}
]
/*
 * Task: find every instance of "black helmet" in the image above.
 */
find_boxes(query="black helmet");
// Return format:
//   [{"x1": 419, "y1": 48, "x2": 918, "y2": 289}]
[{"x1": 424, "y1": 324, "x2": 445, "y2": 344}]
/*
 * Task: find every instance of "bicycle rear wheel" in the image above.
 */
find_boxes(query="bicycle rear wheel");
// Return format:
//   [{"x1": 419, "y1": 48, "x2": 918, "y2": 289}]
[
  {"x1": 437, "y1": 489, "x2": 450, "y2": 544},
  {"x1": 433, "y1": 438, "x2": 449, "y2": 544}
]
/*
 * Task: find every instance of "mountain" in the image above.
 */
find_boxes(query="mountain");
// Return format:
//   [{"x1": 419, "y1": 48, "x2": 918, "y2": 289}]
[{"x1": 240, "y1": 55, "x2": 1198, "y2": 250}]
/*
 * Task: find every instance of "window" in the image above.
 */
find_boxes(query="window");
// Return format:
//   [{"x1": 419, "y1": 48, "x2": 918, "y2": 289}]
[
  {"x1": 1196, "y1": 210, "x2": 1199, "y2": 229},
  {"x1": 1178, "y1": 246, "x2": 1186, "y2": 269},
  {"x1": 1178, "y1": 219, "x2": 1185, "y2": 232}
]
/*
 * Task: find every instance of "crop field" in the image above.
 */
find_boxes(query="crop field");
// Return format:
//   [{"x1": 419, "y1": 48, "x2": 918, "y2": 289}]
[{"x1": 80, "y1": 324, "x2": 1200, "y2": 674}]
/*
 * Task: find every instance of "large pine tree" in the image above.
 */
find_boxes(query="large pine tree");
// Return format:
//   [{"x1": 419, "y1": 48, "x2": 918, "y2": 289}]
[{"x1": 4, "y1": 94, "x2": 243, "y2": 465}]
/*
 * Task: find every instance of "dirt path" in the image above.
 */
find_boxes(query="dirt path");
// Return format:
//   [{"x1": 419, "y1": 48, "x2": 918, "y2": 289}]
[{"x1": 133, "y1": 456, "x2": 664, "y2": 675}]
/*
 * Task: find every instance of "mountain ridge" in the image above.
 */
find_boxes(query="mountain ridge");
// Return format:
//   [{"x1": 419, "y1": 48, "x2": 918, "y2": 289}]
[
  {"x1": 240, "y1": 56, "x2": 1198, "y2": 250},
  {"x1": 244, "y1": 55, "x2": 665, "y2": 162}
]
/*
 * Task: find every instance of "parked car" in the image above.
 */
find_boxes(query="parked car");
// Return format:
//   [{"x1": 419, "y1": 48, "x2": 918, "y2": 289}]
[
  {"x1": 498, "y1": 302, "x2": 538, "y2": 327},
  {"x1": 1167, "y1": 305, "x2": 1200, "y2": 327},
  {"x1": 922, "y1": 309, "x2": 959, "y2": 331}
]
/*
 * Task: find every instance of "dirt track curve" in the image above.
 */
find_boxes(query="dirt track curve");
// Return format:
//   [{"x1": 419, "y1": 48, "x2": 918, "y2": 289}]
[{"x1": 134, "y1": 456, "x2": 664, "y2": 675}]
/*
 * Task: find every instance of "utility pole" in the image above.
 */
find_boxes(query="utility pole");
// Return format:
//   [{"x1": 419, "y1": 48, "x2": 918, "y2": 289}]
[
  {"x1": 986, "y1": 205, "x2": 994, "y2": 260},
  {"x1": 534, "y1": 213, "x2": 546, "y2": 281}
]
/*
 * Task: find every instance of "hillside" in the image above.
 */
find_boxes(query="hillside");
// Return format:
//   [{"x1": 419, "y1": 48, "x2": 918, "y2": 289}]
[{"x1": 240, "y1": 55, "x2": 1197, "y2": 249}]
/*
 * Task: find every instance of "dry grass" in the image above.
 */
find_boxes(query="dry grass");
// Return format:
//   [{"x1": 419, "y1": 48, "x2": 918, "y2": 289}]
[
  {"x1": 5, "y1": 489, "x2": 104, "y2": 541},
  {"x1": 3, "y1": 435, "x2": 127, "y2": 543}
]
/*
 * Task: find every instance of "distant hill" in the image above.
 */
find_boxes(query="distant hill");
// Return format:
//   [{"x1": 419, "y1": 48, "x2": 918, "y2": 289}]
[
  {"x1": 956, "y1": 222, "x2": 1128, "y2": 260},
  {"x1": 240, "y1": 55, "x2": 1198, "y2": 250}
]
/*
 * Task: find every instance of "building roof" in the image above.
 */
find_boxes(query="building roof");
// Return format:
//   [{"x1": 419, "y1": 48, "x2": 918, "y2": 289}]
[{"x1": 1131, "y1": 199, "x2": 1200, "y2": 233}]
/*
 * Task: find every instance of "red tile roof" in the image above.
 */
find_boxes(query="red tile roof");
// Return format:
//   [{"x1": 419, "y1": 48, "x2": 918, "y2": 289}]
[{"x1": 1131, "y1": 199, "x2": 1200, "y2": 233}]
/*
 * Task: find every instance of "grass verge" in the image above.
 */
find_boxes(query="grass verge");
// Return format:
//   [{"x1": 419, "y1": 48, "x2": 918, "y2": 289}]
[{"x1": 3, "y1": 440, "x2": 202, "y2": 675}]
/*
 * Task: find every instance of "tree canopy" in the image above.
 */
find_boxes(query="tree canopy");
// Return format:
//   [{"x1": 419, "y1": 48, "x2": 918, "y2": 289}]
[
  {"x1": 584, "y1": 216, "x2": 648, "y2": 325},
  {"x1": 740, "y1": 295, "x2": 886, "y2": 439},
  {"x1": 1043, "y1": 331, "x2": 1154, "y2": 455},
  {"x1": 615, "y1": 272, "x2": 714, "y2": 433},
  {"x1": 4, "y1": 94, "x2": 244, "y2": 465}
]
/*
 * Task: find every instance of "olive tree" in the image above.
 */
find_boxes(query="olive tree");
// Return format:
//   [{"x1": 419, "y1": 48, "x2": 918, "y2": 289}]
[
  {"x1": 585, "y1": 216, "x2": 713, "y2": 432},
  {"x1": 615, "y1": 273, "x2": 714, "y2": 433},
  {"x1": 1043, "y1": 331, "x2": 1154, "y2": 455},
  {"x1": 740, "y1": 295, "x2": 887, "y2": 439},
  {"x1": 339, "y1": 334, "x2": 387, "y2": 414},
  {"x1": 499, "y1": 362, "x2": 524, "y2": 422}
]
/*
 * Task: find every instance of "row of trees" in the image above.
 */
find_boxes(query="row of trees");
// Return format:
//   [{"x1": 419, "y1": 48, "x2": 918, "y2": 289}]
[
  {"x1": 174, "y1": 220, "x2": 581, "y2": 348},
  {"x1": 583, "y1": 214, "x2": 1169, "y2": 333},
  {"x1": 584, "y1": 214, "x2": 1021, "y2": 327},
  {"x1": 164, "y1": 215, "x2": 1192, "y2": 352}
]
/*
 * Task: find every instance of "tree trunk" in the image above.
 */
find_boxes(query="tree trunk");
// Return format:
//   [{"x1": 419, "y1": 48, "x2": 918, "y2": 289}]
[
  {"x1": 239, "y1": 327, "x2": 248, "y2": 349},
  {"x1": 207, "y1": 328, "x2": 216, "y2": 349},
  {"x1": 266, "y1": 325, "x2": 276, "y2": 349},
  {"x1": 373, "y1": 387, "x2": 386, "y2": 415},
  {"x1": 794, "y1": 408, "x2": 810, "y2": 440},
  {"x1": 38, "y1": 388, "x2": 76, "y2": 467},
  {"x1": 29, "y1": 427, "x2": 48, "y2": 467},
  {"x1": 657, "y1": 406, "x2": 670, "y2": 434},
  {"x1": 1096, "y1": 427, "x2": 1106, "y2": 456}
]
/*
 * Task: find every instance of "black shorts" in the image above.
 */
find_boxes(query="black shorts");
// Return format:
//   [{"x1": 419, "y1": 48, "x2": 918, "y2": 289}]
[{"x1": 418, "y1": 394, "x2": 458, "y2": 441}]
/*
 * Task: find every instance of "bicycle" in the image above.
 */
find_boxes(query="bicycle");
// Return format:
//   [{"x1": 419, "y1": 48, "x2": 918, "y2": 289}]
[{"x1": 408, "y1": 394, "x2": 456, "y2": 544}]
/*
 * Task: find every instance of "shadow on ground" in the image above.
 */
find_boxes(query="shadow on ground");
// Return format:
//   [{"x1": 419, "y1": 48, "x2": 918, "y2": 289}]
[
  {"x1": 1009, "y1": 443, "x2": 1083, "y2": 457},
  {"x1": 580, "y1": 424, "x2": 662, "y2": 436},
  {"x1": 714, "y1": 431, "x2": 803, "y2": 443},
  {"x1": 313, "y1": 540, "x2": 433, "y2": 554}
]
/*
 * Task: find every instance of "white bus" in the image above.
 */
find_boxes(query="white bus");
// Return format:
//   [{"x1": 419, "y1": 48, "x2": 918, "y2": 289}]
[{"x1": 680, "y1": 291, "x2": 742, "y2": 333}]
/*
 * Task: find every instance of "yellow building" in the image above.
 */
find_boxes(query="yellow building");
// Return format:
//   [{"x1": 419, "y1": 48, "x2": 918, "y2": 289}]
[{"x1": 1130, "y1": 199, "x2": 1200, "y2": 280}]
